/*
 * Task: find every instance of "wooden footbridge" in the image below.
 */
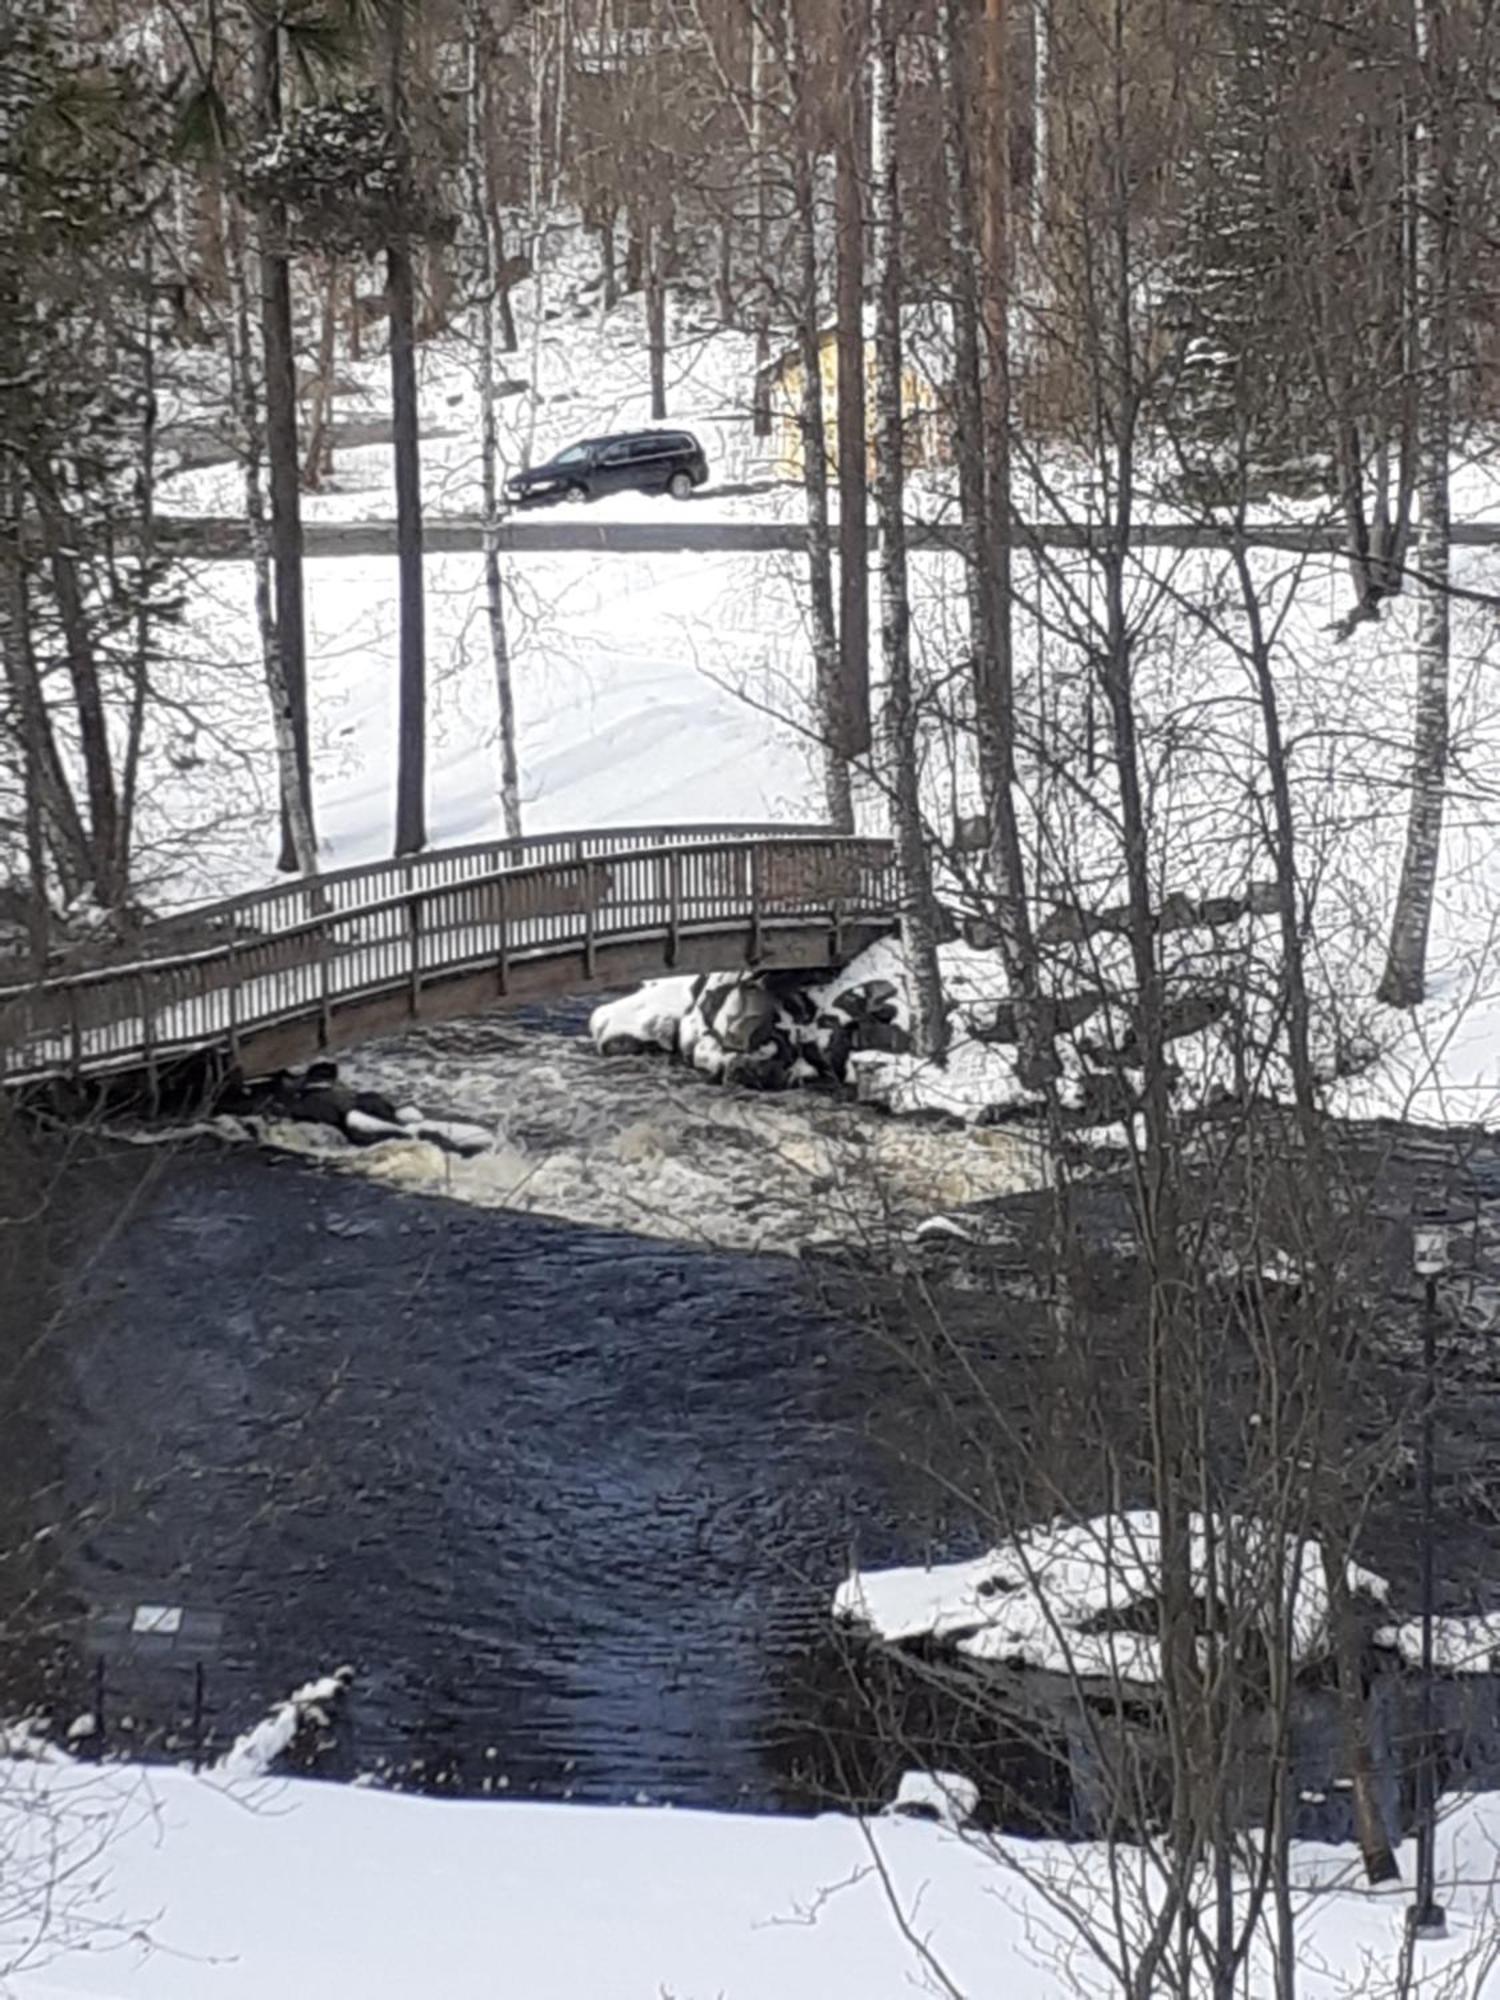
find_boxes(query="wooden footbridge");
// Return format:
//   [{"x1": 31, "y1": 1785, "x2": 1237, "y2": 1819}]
[{"x1": 0, "y1": 825, "x2": 899, "y2": 1091}]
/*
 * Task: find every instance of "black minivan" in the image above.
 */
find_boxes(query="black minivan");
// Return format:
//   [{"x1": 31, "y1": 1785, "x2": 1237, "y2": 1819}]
[{"x1": 505, "y1": 430, "x2": 709, "y2": 506}]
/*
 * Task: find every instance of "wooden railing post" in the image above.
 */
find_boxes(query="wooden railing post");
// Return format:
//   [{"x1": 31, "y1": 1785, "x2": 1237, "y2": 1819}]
[
  {"x1": 225, "y1": 942, "x2": 240, "y2": 1065},
  {"x1": 67, "y1": 984, "x2": 82, "y2": 1080},
  {"x1": 748, "y1": 845, "x2": 764, "y2": 962},
  {"x1": 138, "y1": 972, "x2": 158, "y2": 1105},
  {"x1": 583, "y1": 860, "x2": 597, "y2": 979},
  {"x1": 667, "y1": 851, "x2": 682, "y2": 967},
  {"x1": 496, "y1": 874, "x2": 510, "y2": 994},
  {"x1": 408, "y1": 895, "x2": 423, "y2": 1016},
  {"x1": 318, "y1": 916, "x2": 332, "y2": 1048}
]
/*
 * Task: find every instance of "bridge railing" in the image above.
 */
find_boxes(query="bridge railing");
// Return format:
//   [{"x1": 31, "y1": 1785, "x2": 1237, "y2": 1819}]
[
  {"x1": 134, "y1": 820, "x2": 841, "y2": 959},
  {"x1": 0, "y1": 835, "x2": 898, "y2": 1083}
]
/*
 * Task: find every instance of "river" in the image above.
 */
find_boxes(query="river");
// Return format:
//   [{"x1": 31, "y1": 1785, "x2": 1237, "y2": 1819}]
[{"x1": 6, "y1": 1008, "x2": 1500, "y2": 1841}]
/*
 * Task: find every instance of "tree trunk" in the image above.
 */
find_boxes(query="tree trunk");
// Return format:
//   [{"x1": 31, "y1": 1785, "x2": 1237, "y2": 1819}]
[
  {"x1": 468, "y1": 0, "x2": 522, "y2": 841},
  {"x1": 301, "y1": 261, "x2": 341, "y2": 492},
  {"x1": 716, "y1": 212, "x2": 735, "y2": 327},
  {"x1": 789, "y1": 5, "x2": 853, "y2": 832},
  {"x1": 834, "y1": 0, "x2": 871, "y2": 755},
  {"x1": 872, "y1": 0, "x2": 946, "y2": 1059},
  {"x1": 751, "y1": 7, "x2": 773, "y2": 437},
  {"x1": 1379, "y1": 0, "x2": 1449, "y2": 1008},
  {"x1": 1323, "y1": 1543, "x2": 1401, "y2": 1881},
  {"x1": 389, "y1": 3, "x2": 427, "y2": 858},
  {"x1": 0, "y1": 487, "x2": 89, "y2": 906},
  {"x1": 1030, "y1": 0, "x2": 1049, "y2": 256},
  {"x1": 645, "y1": 213, "x2": 668, "y2": 421},
  {"x1": 255, "y1": 22, "x2": 313, "y2": 876},
  {"x1": 1384, "y1": 0, "x2": 1448, "y2": 1008},
  {"x1": 119, "y1": 245, "x2": 156, "y2": 875},
  {"x1": 625, "y1": 207, "x2": 644, "y2": 294},
  {"x1": 599, "y1": 206, "x2": 618, "y2": 312},
  {"x1": 939, "y1": 0, "x2": 1045, "y2": 1083},
  {"x1": 32, "y1": 478, "x2": 123, "y2": 907},
  {"x1": 228, "y1": 194, "x2": 317, "y2": 879}
]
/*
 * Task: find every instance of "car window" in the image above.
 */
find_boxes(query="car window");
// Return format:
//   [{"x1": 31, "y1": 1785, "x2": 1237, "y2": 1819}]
[
  {"x1": 553, "y1": 443, "x2": 590, "y2": 467},
  {"x1": 599, "y1": 441, "x2": 633, "y2": 465},
  {"x1": 631, "y1": 437, "x2": 671, "y2": 460}
]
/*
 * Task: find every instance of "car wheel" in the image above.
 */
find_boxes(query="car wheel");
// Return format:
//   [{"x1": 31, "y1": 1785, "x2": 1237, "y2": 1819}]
[
  {"x1": 668, "y1": 470, "x2": 694, "y2": 500},
  {"x1": 566, "y1": 482, "x2": 588, "y2": 503}
]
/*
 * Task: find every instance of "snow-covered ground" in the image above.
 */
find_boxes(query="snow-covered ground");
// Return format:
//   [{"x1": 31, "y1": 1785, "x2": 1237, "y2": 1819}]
[
  {"x1": 143, "y1": 538, "x2": 817, "y2": 907},
  {"x1": 4, "y1": 1751, "x2": 1500, "y2": 1999},
  {"x1": 138, "y1": 215, "x2": 1500, "y2": 1139}
]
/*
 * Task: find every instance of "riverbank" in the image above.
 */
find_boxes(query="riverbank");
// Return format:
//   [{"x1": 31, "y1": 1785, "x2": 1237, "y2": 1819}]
[{"x1": 5, "y1": 1753, "x2": 1499, "y2": 1999}]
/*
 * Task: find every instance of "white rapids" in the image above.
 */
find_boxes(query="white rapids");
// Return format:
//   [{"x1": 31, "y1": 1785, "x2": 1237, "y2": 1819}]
[{"x1": 249, "y1": 1012, "x2": 1044, "y2": 1255}]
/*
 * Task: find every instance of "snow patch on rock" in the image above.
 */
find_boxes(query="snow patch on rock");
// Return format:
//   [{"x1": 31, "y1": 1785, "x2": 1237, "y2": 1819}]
[{"x1": 836, "y1": 1511, "x2": 1390, "y2": 1685}]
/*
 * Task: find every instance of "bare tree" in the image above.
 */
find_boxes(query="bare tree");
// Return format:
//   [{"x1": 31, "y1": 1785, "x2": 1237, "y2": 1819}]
[
  {"x1": 1379, "y1": 0, "x2": 1453, "y2": 1009},
  {"x1": 465, "y1": 0, "x2": 523, "y2": 842},
  {"x1": 253, "y1": 14, "x2": 316, "y2": 875},
  {"x1": 871, "y1": 0, "x2": 947, "y2": 1058},
  {"x1": 387, "y1": 0, "x2": 427, "y2": 858}
]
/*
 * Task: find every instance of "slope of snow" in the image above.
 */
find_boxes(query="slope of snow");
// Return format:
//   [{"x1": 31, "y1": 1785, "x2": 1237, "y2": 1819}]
[
  {"x1": 3, "y1": 1757, "x2": 1498, "y2": 1999},
  {"x1": 141, "y1": 540, "x2": 815, "y2": 906}
]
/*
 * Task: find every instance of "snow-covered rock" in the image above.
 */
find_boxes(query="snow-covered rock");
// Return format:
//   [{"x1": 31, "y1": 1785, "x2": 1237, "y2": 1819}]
[
  {"x1": 215, "y1": 1666, "x2": 354, "y2": 1782},
  {"x1": 591, "y1": 962, "x2": 910, "y2": 1094},
  {"x1": 886, "y1": 1769, "x2": 979, "y2": 1829},
  {"x1": 221, "y1": 1062, "x2": 492, "y2": 1158},
  {"x1": 835, "y1": 1511, "x2": 1391, "y2": 1686},
  {"x1": 1374, "y1": 1612, "x2": 1500, "y2": 1675},
  {"x1": 589, "y1": 976, "x2": 700, "y2": 1055}
]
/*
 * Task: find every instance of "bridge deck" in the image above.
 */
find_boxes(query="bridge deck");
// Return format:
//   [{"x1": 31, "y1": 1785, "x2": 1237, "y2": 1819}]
[{"x1": 1, "y1": 830, "x2": 899, "y2": 1089}]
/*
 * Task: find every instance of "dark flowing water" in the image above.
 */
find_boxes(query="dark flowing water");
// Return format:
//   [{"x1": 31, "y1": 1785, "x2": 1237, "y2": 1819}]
[
  {"x1": 7, "y1": 1144, "x2": 967, "y2": 1810},
  {"x1": 6, "y1": 1081, "x2": 1500, "y2": 1841}
]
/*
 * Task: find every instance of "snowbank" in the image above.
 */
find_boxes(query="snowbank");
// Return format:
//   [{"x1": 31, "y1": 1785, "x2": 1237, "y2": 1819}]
[
  {"x1": 1374, "y1": 1614, "x2": 1500, "y2": 1676},
  {"x1": 213, "y1": 1668, "x2": 353, "y2": 1783},
  {"x1": 3, "y1": 1756, "x2": 1498, "y2": 1998},
  {"x1": 835, "y1": 1511, "x2": 1391, "y2": 1684}
]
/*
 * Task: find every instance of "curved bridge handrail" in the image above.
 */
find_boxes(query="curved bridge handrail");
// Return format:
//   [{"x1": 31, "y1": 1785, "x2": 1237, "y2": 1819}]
[
  {"x1": 142, "y1": 820, "x2": 841, "y2": 951},
  {"x1": 1, "y1": 834, "x2": 899, "y2": 1084}
]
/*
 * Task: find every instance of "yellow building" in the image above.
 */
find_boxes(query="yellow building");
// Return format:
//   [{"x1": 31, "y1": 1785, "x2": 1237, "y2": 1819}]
[{"x1": 761, "y1": 323, "x2": 950, "y2": 481}]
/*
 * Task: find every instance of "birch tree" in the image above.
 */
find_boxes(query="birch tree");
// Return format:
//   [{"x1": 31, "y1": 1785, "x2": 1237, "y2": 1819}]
[
  {"x1": 465, "y1": 0, "x2": 522, "y2": 841},
  {"x1": 1378, "y1": 0, "x2": 1452, "y2": 1009},
  {"x1": 938, "y1": 0, "x2": 1048, "y2": 1086},
  {"x1": 833, "y1": 0, "x2": 872, "y2": 760},
  {"x1": 786, "y1": 1, "x2": 853, "y2": 832},
  {"x1": 253, "y1": 13, "x2": 316, "y2": 874},
  {"x1": 871, "y1": 0, "x2": 947, "y2": 1059},
  {"x1": 386, "y1": 0, "x2": 426, "y2": 857}
]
